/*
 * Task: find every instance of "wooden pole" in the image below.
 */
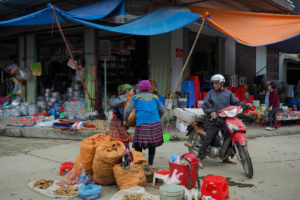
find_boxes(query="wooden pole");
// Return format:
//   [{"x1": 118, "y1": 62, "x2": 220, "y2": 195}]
[
  {"x1": 165, "y1": 18, "x2": 206, "y2": 130},
  {"x1": 51, "y1": 6, "x2": 96, "y2": 110}
]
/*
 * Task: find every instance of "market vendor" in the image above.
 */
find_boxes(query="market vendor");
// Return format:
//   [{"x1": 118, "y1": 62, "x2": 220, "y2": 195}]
[
  {"x1": 124, "y1": 80, "x2": 164, "y2": 171},
  {"x1": 265, "y1": 82, "x2": 280, "y2": 131},
  {"x1": 108, "y1": 84, "x2": 134, "y2": 149}
]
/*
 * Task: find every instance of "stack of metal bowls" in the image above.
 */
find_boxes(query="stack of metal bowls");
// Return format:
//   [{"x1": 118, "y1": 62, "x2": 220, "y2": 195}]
[
  {"x1": 11, "y1": 106, "x2": 21, "y2": 117},
  {"x1": 67, "y1": 87, "x2": 73, "y2": 100},
  {"x1": 73, "y1": 83, "x2": 82, "y2": 99},
  {"x1": 20, "y1": 102, "x2": 29, "y2": 116},
  {"x1": 28, "y1": 104, "x2": 38, "y2": 116},
  {"x1": 73, "y1": 91, "x2": 81, "y2": 99},
  {"x1": 226, "y1": 74, "x2": 239, "y2": 87},
  {"x1": 45, "y1": 88, "x2": 52, "y2": 104},
  {"x1": 239, "y1": 77, "x2": 247, "y2": 86},
  {"x1": 37, "y1": 96, "x2": 46, "y2": 112}
]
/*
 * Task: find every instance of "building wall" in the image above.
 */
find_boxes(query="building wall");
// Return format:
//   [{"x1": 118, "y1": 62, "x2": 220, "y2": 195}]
[
  {"x1": 149, "y1": 33, "x2": 171, "y2": 95},
  {"x1": 170, "y1": 29, "x2": 184, "y2": 91},
  {"x1": 218, "y1": 37, "x2": 225, "y2": 74},
  {"x1": 279, "y1": 53, "x2": 286, "y2": 82},
  {"x1": 224, "y1": 39, "x2": 235, "y2": 75},
  {"x1": 256, "y1": 46, "x2": 267, "y2": 76},
  {"x1": 18, "y1": 36, "x2": 26, "y2": 101},
  {"x1": 26, "y1": 34, "x2": 36, "y2": 104},
  {"x1": 84, "y1": 28, "x2": 96, "y2": 112}
]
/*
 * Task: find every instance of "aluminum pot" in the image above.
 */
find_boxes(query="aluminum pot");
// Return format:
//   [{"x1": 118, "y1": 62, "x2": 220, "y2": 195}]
[
  {"x1": 50, "y1": 97, "x2": 57, "y2": 103},
  {"x1": 67, "y1": 87, "x2": 73, "y2": 93},
  {"x1": 28, "y1": 104, "x2": 38, "y2": 116},
  {"x1": 52, "y1": 92, "x2": 60, "y2": 98},
  {"x1": 73, "y1": 91, "x2": 81, "y2": 98},
  {"x1": 45, "y1": 92, "x2": 51, "y2": 98},
  {"x1": 73, "y1": 83, "x2": 82, "y2": 91}
]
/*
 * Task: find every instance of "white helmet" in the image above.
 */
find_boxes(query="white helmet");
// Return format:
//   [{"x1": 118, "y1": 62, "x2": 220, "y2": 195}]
[{"x1": 210, "y1": 74, "x2": 225, "y2": 84}]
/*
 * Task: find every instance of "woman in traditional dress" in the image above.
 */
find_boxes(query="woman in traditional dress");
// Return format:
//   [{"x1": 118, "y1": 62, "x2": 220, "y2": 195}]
[
  {"x1": 109, "y1": 84, "x2": 134, "y2": 149},
  {"x1": 124, "y1": 80, "x2": 164, "y2": 170}
]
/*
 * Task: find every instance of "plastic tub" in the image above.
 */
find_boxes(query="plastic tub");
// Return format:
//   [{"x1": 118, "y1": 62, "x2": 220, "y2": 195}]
[
  {"x1": 159, "y1": 184, "x2": 184, "y2": 200},
  {"x1": 163, "y1": 133, "x2": 171, "y2": 143}
]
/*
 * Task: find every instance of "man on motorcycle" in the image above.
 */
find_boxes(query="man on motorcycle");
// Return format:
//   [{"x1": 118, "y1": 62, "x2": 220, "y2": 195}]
[{"x1": 197, "y1": 74, "x2": 251, "y2": 166}]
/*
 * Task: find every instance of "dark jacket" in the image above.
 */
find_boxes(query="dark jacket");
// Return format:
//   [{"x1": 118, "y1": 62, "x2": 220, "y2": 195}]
[{"x1": 202, "y1": 88, "x2": 246, "y2": 116}]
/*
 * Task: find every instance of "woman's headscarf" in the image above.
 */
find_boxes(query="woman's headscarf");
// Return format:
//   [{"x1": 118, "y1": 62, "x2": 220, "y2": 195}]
[
  {"x1": 137, "y1": 80, "x2": 151, "y2": 92},
  {"x1": 118, "y1": 84, "x2": 133, "y2": 95}
]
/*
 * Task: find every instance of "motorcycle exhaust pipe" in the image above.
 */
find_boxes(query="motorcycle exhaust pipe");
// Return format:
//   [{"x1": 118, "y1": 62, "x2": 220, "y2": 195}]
[{"x1": 184, "y1": 142, "x2": 192, "y2": 148}]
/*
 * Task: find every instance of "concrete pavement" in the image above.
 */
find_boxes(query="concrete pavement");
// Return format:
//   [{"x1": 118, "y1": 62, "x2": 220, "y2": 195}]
[{"x1": 0, "y1": 135, "x2": 300, "y2": 200}]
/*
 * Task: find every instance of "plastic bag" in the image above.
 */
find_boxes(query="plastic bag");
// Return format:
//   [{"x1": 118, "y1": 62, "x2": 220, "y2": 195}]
[
  {"x1": 202, "y1": 196, "x2": 216, "y2": 200},
  {"x1": 169, "y1": 152, "x2": 180, "y2": 164},
  {"x1": 77, "y1": 169, "x2": 95, "y2": 185},
  {"x1": 165, "y1": 169, "x2": 183, "y2": 185},
  {"x1": 56, "y1": 168, "x2": 79, "y2": 186},
  {"x1": 78, "y1": 184, "x2": 102, "y2": 200}
]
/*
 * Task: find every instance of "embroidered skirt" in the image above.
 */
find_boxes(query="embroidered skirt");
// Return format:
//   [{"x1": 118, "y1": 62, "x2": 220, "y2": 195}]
[
  {"x1": 132, "y1": 122, "x2": 163, "y2": 149},
  {"x1": 109, "y1": 119, "x2": 131, "y2": 142}
]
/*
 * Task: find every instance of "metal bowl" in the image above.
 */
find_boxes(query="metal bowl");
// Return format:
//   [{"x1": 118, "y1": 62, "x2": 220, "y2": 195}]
[{"x1": 52, "y1": 92, "x2": 60, "y2": 98}]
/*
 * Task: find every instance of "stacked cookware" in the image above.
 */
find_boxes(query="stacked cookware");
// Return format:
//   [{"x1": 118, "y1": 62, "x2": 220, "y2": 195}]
[{"x1": 226, "y1": 74, "x2": 239, "y2": 87}]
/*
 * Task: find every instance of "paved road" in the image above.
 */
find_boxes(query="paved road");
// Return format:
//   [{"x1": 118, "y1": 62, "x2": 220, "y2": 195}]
[{"x1": 0, "y1": 134, "x2": 299, "y2": 200}]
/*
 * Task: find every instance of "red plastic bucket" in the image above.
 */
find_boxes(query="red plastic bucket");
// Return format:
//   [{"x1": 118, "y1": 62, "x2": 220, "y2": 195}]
[{"x1": 169, "y1": 161, "x2": 199, "y2": 189}]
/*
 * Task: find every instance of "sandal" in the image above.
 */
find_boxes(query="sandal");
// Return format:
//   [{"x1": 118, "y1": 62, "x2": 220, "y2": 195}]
[{"x1": 265, "y1": 127, "x2": 273, "y2": 131}]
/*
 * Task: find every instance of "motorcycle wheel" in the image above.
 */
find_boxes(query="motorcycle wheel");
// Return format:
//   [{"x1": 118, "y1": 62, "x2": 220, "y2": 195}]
[
  {"x1": 187, "y1": 130, "x2": 202, "y2": 154},
  {"x1": 237, "y1": 144, "x2": 254, "y2": 178}
]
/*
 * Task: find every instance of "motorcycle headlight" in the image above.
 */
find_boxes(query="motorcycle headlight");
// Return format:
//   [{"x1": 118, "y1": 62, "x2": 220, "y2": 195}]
[{"x1": 224, "y1": 108, "x2": 238, "y2": 117}]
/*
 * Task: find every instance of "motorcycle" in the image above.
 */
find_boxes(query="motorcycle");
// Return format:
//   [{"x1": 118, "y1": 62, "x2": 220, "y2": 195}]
[{"x1": 184, "y1": 105, "x2": 254, "y2": 178}]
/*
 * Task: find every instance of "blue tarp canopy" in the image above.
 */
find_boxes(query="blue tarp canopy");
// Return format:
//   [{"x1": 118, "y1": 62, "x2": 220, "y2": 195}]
[
  {"x1": 59, "y1": 6, "x2": 200, "y2": 36},
  {"x1": 0, "y1": 0, "x2": 125, "y2": 26},
  {"x1": 0, "y1": 1, "x2": 200, "y2": 36}
]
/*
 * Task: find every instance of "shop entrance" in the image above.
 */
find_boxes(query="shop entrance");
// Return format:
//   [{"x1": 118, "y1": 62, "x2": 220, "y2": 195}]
[
  {"x1": 35, "y1": 31, "x2": 84, "y2": 99},
  {"x1": 189, "y1": 32, "x2": 219, "y2": 83},
  {"x1": 98, "y1": 35, "x2": 149, "y2": 100}
]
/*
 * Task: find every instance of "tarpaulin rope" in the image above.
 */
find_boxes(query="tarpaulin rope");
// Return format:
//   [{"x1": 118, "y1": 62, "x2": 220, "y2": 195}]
[
  {"x1": 51, "y1": 6, "x2": 96, "y2": 110},
  {"x1": 165, "y1": 14, "x2": 207, "y2": 131}
]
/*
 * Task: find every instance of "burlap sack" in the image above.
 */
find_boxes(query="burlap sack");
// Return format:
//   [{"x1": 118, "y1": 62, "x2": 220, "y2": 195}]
[
  {"x1": 113, "y1": 150, "x2": 147, "y2": 190},
  {"x1": 92, "y1": 141, "x2": 126, "y2": 185},
  {"x1": 73, "y1": 133, "x2": 111, "y2": 175},
  {"x1": 131, "y1": 150, "x2": 148, "y2": 164},
  {"x1": 113, "y1": 163, "x2": 147, "y2": 190}
]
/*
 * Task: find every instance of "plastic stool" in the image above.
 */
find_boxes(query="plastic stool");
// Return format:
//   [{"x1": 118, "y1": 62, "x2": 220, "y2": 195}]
[
  {"x1": 201, "y1": 175, "x2": 229, "y2": 200},
  {"x1": 153, "y1": 170, "x2": 170, "y2": 186},
  {"x1": 60, "y1": 162, "x2": 74, "y2": 176}
]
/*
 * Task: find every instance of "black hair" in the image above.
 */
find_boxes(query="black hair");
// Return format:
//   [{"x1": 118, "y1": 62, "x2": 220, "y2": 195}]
[{"x1": 268, "y1": 82, "x2": 276, "y2": 89}]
